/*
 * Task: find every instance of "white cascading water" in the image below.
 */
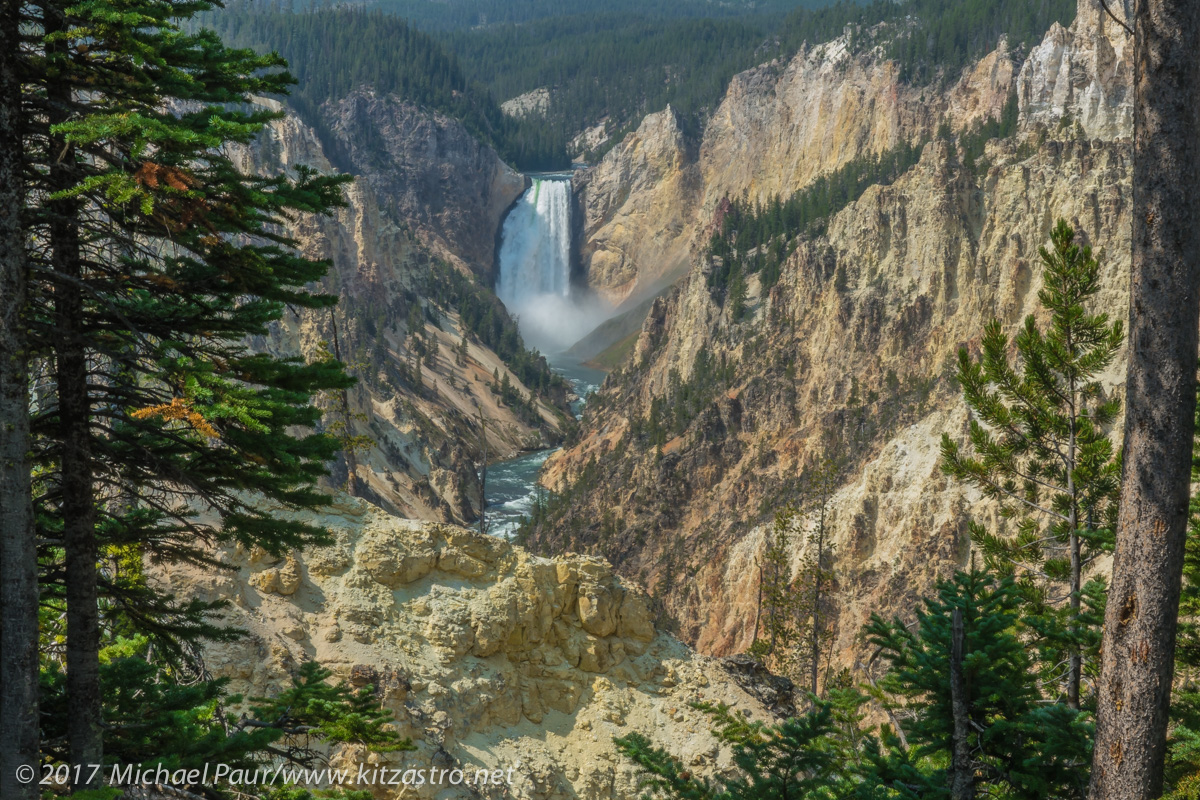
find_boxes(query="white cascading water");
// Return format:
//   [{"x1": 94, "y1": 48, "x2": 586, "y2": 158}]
[{"x1": 496, "y1": 177, "x2": 604, "y2": 354}]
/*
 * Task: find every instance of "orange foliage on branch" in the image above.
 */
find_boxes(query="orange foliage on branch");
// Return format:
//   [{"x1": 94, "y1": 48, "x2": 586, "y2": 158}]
[{"x1": 131, "y1": 397, "x2": 220, "y2": 439}]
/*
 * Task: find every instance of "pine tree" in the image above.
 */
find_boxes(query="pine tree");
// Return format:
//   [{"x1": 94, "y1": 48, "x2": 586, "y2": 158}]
[
  {"x1": 21, "y1": 0, "x2": 354, "y2": 782},
  {"x1": 1090, "y1": 0, "x2": 1200, "y2": 787},
  {"x1": 941, "y1": 220, "x2": 1123, "y2": 709},
  {"x1": 796, "y1": 456, "x2": 838, "y2": 697},
  {"x1": 616, "y1": 702, "x2": 849, "y2": 800},
  {"x1": 867, "y1": 570, "x2": 1093, "y2": 799},
  {"x1": 749, "y1": 507, "x2": 801, "y2": 677},
  {"x1": 457, "y1": 332, "x2": 470, "y2": 367}
]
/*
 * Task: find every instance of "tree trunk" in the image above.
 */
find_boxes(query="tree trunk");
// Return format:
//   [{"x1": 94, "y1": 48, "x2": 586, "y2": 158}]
[
  {"x1": 0, "y1": 3, "x2": 40, "y2": 797},
  {"x1": 46, "y1": 6, "x2": 103, "y2": 786},
  {"x1": 1088, "y1": 0, "x2": 1200, "y2": 794},
  {"x1": 810, "y1": 504, "x2": 825, "y2": 697},
  {"x1": 478, "y1": 410, "x2": 487, "y2": 536},
  {"x1": 949, "y1": 609, "x2": 976, "y2": 800},
  {"x1": 1068, "y1": 387, "x2": 1082, "y2": 710}
]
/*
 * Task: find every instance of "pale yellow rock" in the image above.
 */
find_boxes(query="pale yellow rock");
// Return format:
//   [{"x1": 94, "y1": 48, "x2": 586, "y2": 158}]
[
  {"x1": 276, "y1": 557, "x2": 302, "y2": 596},
  {"x1": 149, "y1": 497, "x2": 773, "y2": 799},
  {"x1": 547, "y1": 0, "x2": 1134, "y2": 672},
  {"x1": 359, "y1": 537, "x2": 437, "y2": 588}
]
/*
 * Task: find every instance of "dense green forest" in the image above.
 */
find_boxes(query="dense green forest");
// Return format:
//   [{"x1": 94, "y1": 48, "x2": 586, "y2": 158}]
[
  {"x1": 202, "y1": 2, "x2": 570, "y2": 169},
  {"x1": 445, "y1": 0, "x2": 1072, "y2": 159},
  {"x1": 368, "y1": 0, "x2": 824, "y2": 29}
]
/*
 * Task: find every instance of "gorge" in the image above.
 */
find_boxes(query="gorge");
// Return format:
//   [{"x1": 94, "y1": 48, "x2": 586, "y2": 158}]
[{"x1": 80, "y1": 0, "x2": 1153, "y2": 795}]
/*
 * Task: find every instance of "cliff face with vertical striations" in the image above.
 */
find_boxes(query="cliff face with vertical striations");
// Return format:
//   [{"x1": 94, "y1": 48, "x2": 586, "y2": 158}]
[
  {"x1": 321, "y1": 88, "x2": 527, "y2": 282},
  {"x1": 573, "y1": 27, "x2": 1022, "y2": 309},
  {"x1": 537, "y1": 0, "x2": 1133, "y2": 665}
]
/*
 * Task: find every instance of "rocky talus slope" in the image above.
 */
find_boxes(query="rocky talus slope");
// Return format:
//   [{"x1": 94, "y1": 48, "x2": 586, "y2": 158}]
[
  {"x1": 537, "y1": 0, "x2": 1133, "y2": 663},
  {"x1": 154, "y1": 497, "x2": 774, "y2": 800},
  {"x1": 233, "y1": 99, "x2": 566, "y2": 523}
]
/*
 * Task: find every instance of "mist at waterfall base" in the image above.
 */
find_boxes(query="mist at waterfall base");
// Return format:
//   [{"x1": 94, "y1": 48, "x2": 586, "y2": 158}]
[{"x1": 495, "y1": 177, "x2": 610, "y2": 356}]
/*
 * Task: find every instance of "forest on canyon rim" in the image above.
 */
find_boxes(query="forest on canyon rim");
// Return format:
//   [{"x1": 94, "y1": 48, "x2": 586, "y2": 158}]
[{"x1": 3, "y1": 0, "x2": 1200, "y2": 799}]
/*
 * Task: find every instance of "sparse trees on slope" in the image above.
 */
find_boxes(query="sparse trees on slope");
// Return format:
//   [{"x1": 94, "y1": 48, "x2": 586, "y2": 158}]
[
  {"x1": 941, "y1": 220, "x2": 1123, "y2": 709},
  {"x1": 1089, "y1": 0, "x2": 1200, "y2": 794}
]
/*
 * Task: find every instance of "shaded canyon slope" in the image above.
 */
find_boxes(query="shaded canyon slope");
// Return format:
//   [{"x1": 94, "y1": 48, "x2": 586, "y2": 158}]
[
  {"x1": 536, "y1": 0, "x2": 1133, "y2": 662},
  {"x1": 233, "y1": 97, "x2": 565, "y2": 524}
]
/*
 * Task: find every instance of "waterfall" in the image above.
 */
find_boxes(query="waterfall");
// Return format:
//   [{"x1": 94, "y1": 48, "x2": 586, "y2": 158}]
[{"x1": 497, "y1": 177, "x2": 605, "y2": 355}]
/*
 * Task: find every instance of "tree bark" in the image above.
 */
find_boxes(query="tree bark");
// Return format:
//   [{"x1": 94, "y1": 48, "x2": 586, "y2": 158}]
[
  {"x1": 1088, "y1": 0, "x2": 1200, "y2": 795},
  {"x1": 478, "y1": 410, "x2": 487, "y2": 536},
  {"x1": 949, "y1": 609, "x2": 976, "y2": 800},
  {"x1": 810, "y1": 501, "x2": 825, "y2": 697},
  {"x1": 45, "y1": 4, "x2": 103, "y2": 786},
  {"x1": 0, "y1": 2, "x2": 40, "y2": 797}
]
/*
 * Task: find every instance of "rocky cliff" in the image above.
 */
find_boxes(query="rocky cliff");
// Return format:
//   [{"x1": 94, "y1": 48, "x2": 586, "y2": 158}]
[
  {"x1": 154, "y1": 497, "x2": 774, "y2": 800},
  {"x1": 322, "y1": 89, "x2": 527, "y2": 282},
  {"x1": 536, "y1": 0, "x2": 1133, "y2": 665},
  {"x1": 234, "y1": 98, "x2": 566, "y2": 524},
  {"x1": 573, "y1": 25, "x2": 1022, "y2": 309}
]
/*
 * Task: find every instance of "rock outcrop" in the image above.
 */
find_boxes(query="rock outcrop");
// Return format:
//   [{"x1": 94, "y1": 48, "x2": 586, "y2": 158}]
[
  {"x1": 536, "y1": 0, "x2": 1133, "y2": 666},
  {"x1": 322, "y1": 89, "x2": 527, "y2": 282},
  {"x1": 154, "y1": 497, "x2": 774, "y2": 800}
]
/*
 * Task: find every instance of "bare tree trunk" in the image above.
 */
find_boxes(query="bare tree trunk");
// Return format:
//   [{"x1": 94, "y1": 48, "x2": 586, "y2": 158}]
[
  {"x1": 1089, "y1": 0, "x2": 1200, "y2": 794},
  {"x1": 478, "y1": 410, "x2": 487, "y2": 536},
  {"x1": 0, "y1": 3, "x2": 40, "y2": 797},
  {"x1": 810, "y1": 502, "x2": 825, "y2": 697},
  {"x1": 949, "y1": 609, "x2": 975, "y2": 800},
  {"x1": 46, "y1": 5, "x2": 103, "y2": 785}
]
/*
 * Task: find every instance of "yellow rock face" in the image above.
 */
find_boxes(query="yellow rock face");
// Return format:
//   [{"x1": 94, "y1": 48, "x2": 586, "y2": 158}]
[{"x1": 545, "y1": 0, "x2": 1134, "y2": 670}]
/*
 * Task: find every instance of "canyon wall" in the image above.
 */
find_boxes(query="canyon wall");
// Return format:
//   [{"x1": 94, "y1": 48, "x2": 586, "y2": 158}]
[
  {"x1": 538, "y1": 0, "x2": 1133, "y2": 665},
  {"x1": 573, "y1": 24, "x2": 1021, "y2": 309},
  {"x1": 234, "y1": 98, "x2": 564, "y2": 524}
]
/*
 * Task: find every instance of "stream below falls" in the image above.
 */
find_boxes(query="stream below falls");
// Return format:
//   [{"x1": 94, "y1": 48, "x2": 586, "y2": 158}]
[{"x1": 483, "y1": 356, "x2": 605, "y2": 539}]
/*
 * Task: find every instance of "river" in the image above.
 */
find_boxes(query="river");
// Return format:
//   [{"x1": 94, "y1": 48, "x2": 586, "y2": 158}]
[
  {"x1": 487, "y1": 173, "x2": 611, "y2": 539},
  {"x1": 483, "y1": 356, "x2": 605, "y2": 539}
]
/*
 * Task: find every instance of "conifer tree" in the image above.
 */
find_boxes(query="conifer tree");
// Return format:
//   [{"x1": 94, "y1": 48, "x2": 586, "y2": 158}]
[
  {"x1": 21, "y1": 0, "x2": 354, "y2": 783},
  {"x1": 941, "y1": 220, "x2": 1123, "y2": 709},
  {"x1": 867, "y1": 570, "x2": 1093, "y2": 799},
  {"x1": 796, "y1": 457, "x2": 838, "y2": 698},
  {"x1": 616, "y1": 703, "x2": 849, "y2": 800},
  {"x1": 457, "y1": 332, "x2": 470, "y2": 367},
  {"x1": 749, "y1": 507, "x2": 801, "y2": 677}
]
